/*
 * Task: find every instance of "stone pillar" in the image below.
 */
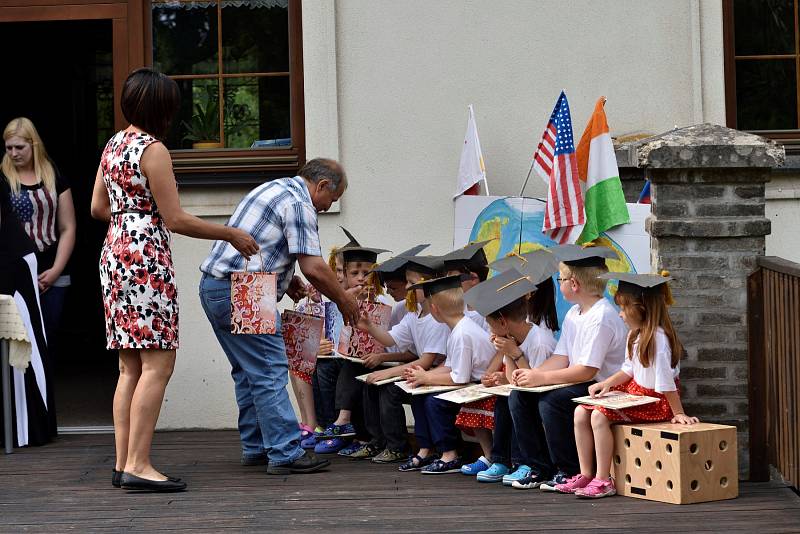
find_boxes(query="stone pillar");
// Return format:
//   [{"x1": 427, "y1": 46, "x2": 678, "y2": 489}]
[{"x1": 632, "y1": 124, "x2": 785, "y2": 478}]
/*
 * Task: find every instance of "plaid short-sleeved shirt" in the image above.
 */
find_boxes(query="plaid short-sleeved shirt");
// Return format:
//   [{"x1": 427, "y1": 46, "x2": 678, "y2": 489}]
[{"x1": 199, "y1": 176, "x2": 322, "y2": 299}]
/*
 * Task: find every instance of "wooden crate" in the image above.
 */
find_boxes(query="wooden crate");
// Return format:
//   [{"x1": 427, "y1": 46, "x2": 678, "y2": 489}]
[{"x1": 612, "y1": 422, "x2": 738, "y2": 504}]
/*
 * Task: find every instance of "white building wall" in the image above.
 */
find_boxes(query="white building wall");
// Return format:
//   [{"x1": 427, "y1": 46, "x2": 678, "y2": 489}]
[{"x1": 157, "y1": 0, "x2": 775, "y2": 428}]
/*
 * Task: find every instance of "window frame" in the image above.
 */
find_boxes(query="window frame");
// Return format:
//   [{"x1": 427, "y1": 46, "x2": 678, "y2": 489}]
[
  {"x1": 144, "y1": 0, "x2": 305, "y2": 185},
  {"x1": 723, "y1": 0, "x2": 800, "y2": 150}
]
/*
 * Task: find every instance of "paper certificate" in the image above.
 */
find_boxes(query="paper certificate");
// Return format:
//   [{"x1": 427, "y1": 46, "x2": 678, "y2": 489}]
[
  {"x1": 394, "y1": 381, "x2": 467, "y2": 396},
  {"x1": 484, "y1": 384, "x2": 514, "y2": 397},
  {"x1": 507, "y1": 382, "x2": 578, "y2": 393},
  {"x1": 355, "y1": 373, "x2": 402, "y2": 386},
  {"x1": 435, "y1": 384, "x2": 495, "y2": 404},
  {"x1": 572, "y1": 391, "x2": 660, "y2": 409}
]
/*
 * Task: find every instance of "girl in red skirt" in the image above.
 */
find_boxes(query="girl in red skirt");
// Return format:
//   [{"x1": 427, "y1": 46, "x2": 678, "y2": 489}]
[{"x1": 556, "y1": 272, "x2": 699, "y2": 499}]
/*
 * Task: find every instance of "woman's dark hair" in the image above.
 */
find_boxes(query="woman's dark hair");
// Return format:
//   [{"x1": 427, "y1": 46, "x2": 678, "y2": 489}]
[
  {"x1": 528, "y1": 278, "x2": 560, "y2": 332},
  {"x1": 120, "y1": 68, "x2": 181, "y2": 139}
]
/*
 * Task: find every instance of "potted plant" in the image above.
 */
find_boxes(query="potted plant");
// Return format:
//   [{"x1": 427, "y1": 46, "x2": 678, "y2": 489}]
[{"x1": 182, "y1": 85, "x2": 222, "y2": 149}]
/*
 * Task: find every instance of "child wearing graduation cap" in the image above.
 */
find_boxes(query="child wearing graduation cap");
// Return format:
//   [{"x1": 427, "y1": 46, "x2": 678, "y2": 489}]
[
  {"x1": 314, "y1": 228, "x2": 389, "y2": 455},
  {"x1": 508, "y1": 244, "x2": 628, "y2": 491},
  {"x1": 400, "y1": 275, "x2": 496, "y2": 474},
  {"x1": 346, "y1": 246, "x2": 433, "y2": 460},
  {"x1": 441, "y1": 240, "x2": 494, "y2": 333},
  {"x1": 556, "y1": 272, "x2": 698, "y2": 499},
  {"x1": 463, "y1": 252, "x2": 560, "y2": 485},
  {"x1": 355, "y1": 254, "x2": 451, "y2": 463}
]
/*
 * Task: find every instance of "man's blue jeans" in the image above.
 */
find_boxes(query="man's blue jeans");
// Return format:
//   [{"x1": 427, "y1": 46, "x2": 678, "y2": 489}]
[{"x1": 199, "y1": 275, "x2": 303, "y2": 466}]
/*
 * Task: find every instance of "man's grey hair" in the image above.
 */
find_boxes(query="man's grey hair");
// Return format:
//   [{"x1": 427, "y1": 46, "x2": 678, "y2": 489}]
[{"x1": 299, "y1": 158, "x2": 347, "y2": 191}]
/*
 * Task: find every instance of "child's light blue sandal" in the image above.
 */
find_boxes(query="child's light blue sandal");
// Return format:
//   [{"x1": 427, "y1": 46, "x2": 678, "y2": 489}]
[
  {"x1": 477, "y1": 462, "x2": 509, "y2": 482},
  {"x1": 502, "y1": 464, "x2": 532, "y2": 486}
]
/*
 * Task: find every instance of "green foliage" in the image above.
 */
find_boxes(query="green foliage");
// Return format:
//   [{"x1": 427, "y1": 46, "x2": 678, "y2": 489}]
[{"x1": 182, "y1": 85, "x2": 220, "y2": 142}]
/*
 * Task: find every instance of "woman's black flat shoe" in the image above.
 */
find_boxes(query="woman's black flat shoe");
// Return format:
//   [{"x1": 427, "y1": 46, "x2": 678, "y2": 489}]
[
  {"x1": 113, "y1": 469, "x2": 181, "y2": 488},
  {"x1": 120, "y1": 472, "x2": 187, "y2": 492}
]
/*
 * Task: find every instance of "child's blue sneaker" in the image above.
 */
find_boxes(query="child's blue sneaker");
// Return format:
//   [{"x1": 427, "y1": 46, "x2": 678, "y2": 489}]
[
  {"x1": 421, "y1": 457, "x2": 462, "y2": 475},
  {"x1": 477, "y1": 462, "x2": 509, "y2": 483},
  {"x1": 539, "y1": 471, "x2": 571, "y2": 492},
  {"x1": 321, "y1": 423, "x2": 356, "y2": 439},
  {"x1": 314, "y1": 437, "x2": 349, "y2": 454},
  {"x1": 502, "y1": 464, "x2": 532, "y2": 486},
  {"x1": 460, "y1": 455, "x2": 491, "y2": 475}
]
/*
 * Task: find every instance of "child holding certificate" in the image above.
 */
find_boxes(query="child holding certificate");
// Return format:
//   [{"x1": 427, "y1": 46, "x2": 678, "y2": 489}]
[{"x1": 556, "y1": 272, "x2": 698, "y2": 499}]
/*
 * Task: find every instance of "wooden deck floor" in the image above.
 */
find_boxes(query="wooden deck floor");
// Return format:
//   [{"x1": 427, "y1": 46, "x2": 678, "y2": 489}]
[{"x1": 1, "y1": 431, "x2": 798, "y2": 532}]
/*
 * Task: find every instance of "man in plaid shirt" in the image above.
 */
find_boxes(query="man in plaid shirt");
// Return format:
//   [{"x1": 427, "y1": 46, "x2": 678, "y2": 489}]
[{"x1": 199, "y1": 158, "x2": 359, "y2": 475}]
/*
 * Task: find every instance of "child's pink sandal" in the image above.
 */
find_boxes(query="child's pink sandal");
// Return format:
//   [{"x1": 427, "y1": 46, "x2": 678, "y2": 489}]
[
  {"x1": 554, "y1": 474, "x2": 592, "y2": 494},
  {"x1": 575, "y1": 477, "x2": 616, "y2": 498}
]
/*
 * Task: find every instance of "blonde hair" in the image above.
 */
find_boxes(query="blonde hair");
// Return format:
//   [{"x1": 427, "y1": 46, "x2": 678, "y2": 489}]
[
  {"x1": 327, "y1": 246, "x2": 341, "y2": 273},
  {"x1": 430, "y1": 287, "x2": 464, "y2": 317},
  {"x1": 559, "y1": 262, "x2": 608, "y2": 297},
  {"x1": 2, "y1": 118, "x2": 56, "y2": 194}
]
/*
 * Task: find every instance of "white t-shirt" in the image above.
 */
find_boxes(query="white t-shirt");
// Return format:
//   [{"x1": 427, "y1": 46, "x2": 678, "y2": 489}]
[
  {"x1": 554, "y1": 298, "x2": 627, "y2": 382},
  {"x1": 445, "y1": 316, "x2": 496, "y2": 383},
  {"x1": 464, "y1": 307, "x2": 490, "y2": 332},
  {"x1": 385, "y1": 300, "x2": 411, "y2": 353},
  {"x1": 509, "y1": 323, "x2": 557, "y2": 368},
  {"x1": 388, "y1": 311, "x2": 448, "y2": 357},
  {"x1": 621, "y1": 328, "x2": 679, "y2": 392}
]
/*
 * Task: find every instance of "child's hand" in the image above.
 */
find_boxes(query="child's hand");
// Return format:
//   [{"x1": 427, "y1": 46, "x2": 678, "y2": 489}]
[
  {"x1": 481, "y1": 371, "x2": 504, "y2": 387},
  {"x1": 362, "y1": 352, "x2": 384, "y2": 369},
  {"x1": 671, "y1": 413, "x2": 700, "y2": 425},
  {"x1": 346, "y1": 285, "x2": 363, "y2": 298},
  {"x1": 366, "y1": 369, "x2": 390, "y2": 385},
  {"x1": 355, "y1": 313, "x2": 372, "y2": 332},
  {"x1": 512, "y1": 368, "x2": 542, "y2": 387},
  {"x1": 588, "y1": 382, "x2": 610, "y2": 398},
  {"x1": 318, "y1": 338, "x2": 334, "y2": 355},
  {"x1": 406, "y1": 365, "x2": 427, "y2": 387},
  {"x1": 493, "y1": 336, "x2": 522, "y2": 359}
]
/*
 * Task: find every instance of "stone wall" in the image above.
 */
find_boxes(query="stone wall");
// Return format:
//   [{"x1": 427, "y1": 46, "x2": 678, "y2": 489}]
[{"x1": 618, "y1": 124, "x2": 785, "y2": 478}]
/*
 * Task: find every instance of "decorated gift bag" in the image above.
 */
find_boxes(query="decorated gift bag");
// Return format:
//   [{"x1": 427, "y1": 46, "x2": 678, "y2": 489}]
[
  {"x1": 341, "y1": 300, "x2": 392, "y2": 358},
  {"x1": 281, "y1": 303, "x2": 324, "y2": 375},
  {"x1": 230, "y1": 254, "x2": 277, "y2": 334}
]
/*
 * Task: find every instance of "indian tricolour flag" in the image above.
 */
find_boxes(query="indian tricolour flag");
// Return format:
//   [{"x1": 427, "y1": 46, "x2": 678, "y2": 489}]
[{"x1": 574, "y1": 97, "x2": 630, "y2": 244}]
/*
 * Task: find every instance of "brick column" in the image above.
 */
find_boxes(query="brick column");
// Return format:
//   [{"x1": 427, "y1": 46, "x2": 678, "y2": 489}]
[{"x1": 633, "y1": 124, "x2": 785, "y2": 478}]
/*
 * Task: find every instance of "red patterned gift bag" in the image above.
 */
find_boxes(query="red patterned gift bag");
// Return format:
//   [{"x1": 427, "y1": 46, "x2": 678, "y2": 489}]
[
  {"x1": 281, "y1": 307, "x2": 323, "y2": 375},
  {"x1": 230, "y1": 254, "x2": 277, "y2": 334},
  {"x1": 339, "y1": 300, "x2": 392, "y2": 358}
]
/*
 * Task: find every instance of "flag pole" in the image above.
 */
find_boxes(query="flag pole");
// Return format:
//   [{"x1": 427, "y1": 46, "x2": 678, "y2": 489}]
[{"x1": 518, "y1": 159, "x2": 535, "y2": 197}]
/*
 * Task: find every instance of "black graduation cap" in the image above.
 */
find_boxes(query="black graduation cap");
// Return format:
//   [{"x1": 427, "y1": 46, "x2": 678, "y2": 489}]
[
  {"x1": 407, "y1": 274, "x2": 462, "y2": 298},
  {"x1": 549, "y1": 243, "x2": 617, "y2": 268},
  {"x1": 337, "y1": 226, "x2": 389, "y2": 264},
  {"x1": 488, "y1": 249, "x2": 559, "y2": 285},
  {"x1": 372, "y1": 244, "x2": 430, "y2": 280},
  {"x1": 463, "y1": 267, "x2": 537, "y2": 317},
  {"x1": 441, "y1": 239, "x2": 494, "y2": 273},
  {"x1": 598, "y1": 271, "x2": 674, "y2": 300},
  {"x1": 399, "y1": 254, "x2": 447, "y2": 277}
]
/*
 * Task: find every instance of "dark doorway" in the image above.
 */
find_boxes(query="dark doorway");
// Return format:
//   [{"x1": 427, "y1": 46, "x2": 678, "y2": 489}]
[{"x1": 0, "y1": 20, "x2": 117, "y2": 428}]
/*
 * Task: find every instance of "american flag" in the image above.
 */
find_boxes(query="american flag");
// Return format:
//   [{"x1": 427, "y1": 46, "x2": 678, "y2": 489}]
[
  {"x1": 10, "y1": 187, "x2": 57, "y2": 252},
  {"x1": 532, "y1": 91, "x2": 584, "y2": 244}
]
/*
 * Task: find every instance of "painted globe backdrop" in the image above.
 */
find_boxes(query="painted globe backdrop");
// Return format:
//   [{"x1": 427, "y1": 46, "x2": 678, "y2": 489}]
[{"x1": 468, "y1": 198, "x2": 636, "y2": 336}]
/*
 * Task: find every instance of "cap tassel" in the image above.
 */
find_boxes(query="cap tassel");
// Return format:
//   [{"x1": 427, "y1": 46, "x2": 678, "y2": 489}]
[
  {"x1": 659, "y1": 270, "x2": 675, "y2": 306},
  {"x1": 506, "y1": 251, "x2": 528, "y2": 263}
]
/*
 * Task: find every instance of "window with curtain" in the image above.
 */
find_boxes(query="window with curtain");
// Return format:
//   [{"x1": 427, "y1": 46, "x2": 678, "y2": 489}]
[{"x1": 150, "y1": 0, "x2": 304, "y2": 181}]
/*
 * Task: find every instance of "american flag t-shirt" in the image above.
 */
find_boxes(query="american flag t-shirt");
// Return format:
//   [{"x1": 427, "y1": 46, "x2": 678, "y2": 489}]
[
  {"x1": 532, "y1": 91, "x2": 585, "y2": 244},
  {"x1": 10, "y1": 184, "x2": 58, "y2": 253}
]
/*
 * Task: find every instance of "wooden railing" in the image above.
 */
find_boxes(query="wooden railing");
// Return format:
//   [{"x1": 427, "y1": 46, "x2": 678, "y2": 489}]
[{"x1": 748, "y1": 256, "x2": 800, "y2": 486}]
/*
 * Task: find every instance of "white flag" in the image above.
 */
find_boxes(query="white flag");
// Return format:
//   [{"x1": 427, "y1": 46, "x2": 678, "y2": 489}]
[{"x1": 454, "y1": 105, "x2": 489, "y2": 198}]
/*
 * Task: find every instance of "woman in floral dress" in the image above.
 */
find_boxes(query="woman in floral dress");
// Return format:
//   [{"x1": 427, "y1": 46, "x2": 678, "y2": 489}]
[{"x1": 91, "y1": 68, "x2": 258, "y2": 492}]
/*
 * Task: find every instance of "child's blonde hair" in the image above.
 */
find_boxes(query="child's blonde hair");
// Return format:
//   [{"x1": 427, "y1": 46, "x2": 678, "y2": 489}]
[
  {"x1": 430, "y1": 287, "x2": 464, "y2": 317},
  {"x1": 327, "y1": 246, "x2": 341, "y2": 273},
  {"x1": 559, "y1": 262, "x2": 608, "y2": 297},
  {"x1": 614, "y1": 288, "x2": 682, "y2": 369}
]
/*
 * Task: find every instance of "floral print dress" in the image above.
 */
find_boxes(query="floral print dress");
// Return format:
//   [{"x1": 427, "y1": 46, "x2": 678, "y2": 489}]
[{"x1": 99, "y1": 130, "x2": 179, "y2": 350}]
